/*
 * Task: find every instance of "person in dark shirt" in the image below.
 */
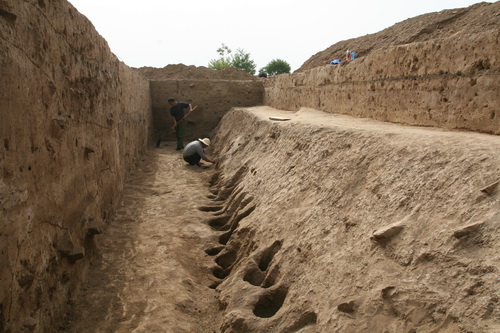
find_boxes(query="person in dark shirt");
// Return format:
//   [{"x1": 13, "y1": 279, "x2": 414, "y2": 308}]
[{"x1": 168, "y1": 98, "x2": 193, "y2": 150}]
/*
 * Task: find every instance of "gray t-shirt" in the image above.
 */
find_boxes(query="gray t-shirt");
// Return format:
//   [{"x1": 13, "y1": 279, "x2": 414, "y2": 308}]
[{"x1": 183, "y1": 141, "x2": 206, "y2": 159}]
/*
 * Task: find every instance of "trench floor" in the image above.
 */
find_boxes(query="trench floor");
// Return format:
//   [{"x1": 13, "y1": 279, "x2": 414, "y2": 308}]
[{"x1": 60, "y1": 140, "x2": 220, "y2": 333}]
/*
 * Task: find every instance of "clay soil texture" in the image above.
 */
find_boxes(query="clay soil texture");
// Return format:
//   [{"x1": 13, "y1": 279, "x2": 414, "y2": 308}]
[{"x1": 60, "y1": 107, "x2": 500, "y2": 333}]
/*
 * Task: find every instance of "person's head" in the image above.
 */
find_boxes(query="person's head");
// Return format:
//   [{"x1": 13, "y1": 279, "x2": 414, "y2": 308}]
[
  {"x1": 198, "y1": 138, "x2": 211, "y2": 147},
  {"x1": 168, "y1": 98, "x2": 176, "y2": 106}
]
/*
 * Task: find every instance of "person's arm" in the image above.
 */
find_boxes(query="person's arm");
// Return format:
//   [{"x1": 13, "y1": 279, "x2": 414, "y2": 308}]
[
  {"x1": 203, "y1": 156, "x2": 216, "y2": 164},
  {"x1": 195, "y1": 143, "x2": 216, "y2": 164},
  {"x1": 171, "y1": 116, "x2": 177, "y2": 127},
  {"x1": 187, "y1": 103, "x2": 193, "y2": 112}
]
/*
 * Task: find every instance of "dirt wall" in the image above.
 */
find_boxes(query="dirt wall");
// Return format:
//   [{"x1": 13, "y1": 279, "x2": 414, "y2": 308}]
[
  {"x1": 0, "y1": 1, "x2": 151, "y2": 332},
  {"x1": 264, "y1": 31, "x2": 499, "y2": 134},
  {"x1": 150, "y1": 79, "x2": 263, "y2": 143},
  {"x1": 208, "y1": 106, "x2": 500, "y2": 332}
]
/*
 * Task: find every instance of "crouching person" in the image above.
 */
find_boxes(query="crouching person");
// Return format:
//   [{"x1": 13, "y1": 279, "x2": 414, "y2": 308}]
[{"x1": 183, "y1": 138, "x2": 216, "y2": 166}]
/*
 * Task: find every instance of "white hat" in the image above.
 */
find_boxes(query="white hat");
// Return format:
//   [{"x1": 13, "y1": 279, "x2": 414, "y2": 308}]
[{"x1": 198, "y1": 138, "x2": 211, "y2": 146}]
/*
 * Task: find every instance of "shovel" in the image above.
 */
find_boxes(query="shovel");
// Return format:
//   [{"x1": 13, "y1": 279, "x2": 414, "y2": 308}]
[
  {"x1": 156, "y1": 105, "x2": 198, "y2": 147},
  {"x1": 172, "y1": 105, "x2": 198, "y2": 129}
]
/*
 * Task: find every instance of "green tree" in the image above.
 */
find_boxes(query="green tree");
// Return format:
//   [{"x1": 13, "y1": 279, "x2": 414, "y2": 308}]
[
  {"x1": 208, "y1": 57, "x2": 232, "y2": 70},
  {"x1": 231, "y1": 48, "x2": 256, "y2": 75},
  {"x1": 208, "y1": 44, "x2": 232, "y2": 70},
  {"x1": 208, "y1": 44, "x2": 256, "y2": 75},
  {"x1": 261, "y1": 59, "x2": 291, "y2": 76}
]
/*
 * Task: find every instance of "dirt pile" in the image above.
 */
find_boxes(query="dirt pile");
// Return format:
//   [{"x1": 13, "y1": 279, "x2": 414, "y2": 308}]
[
  {"x1": 137, "y1": 64, "x2": 259, "y2": 80},
  {"x1": 298, "y1": 2, "x2": 500, "y2": 72}
]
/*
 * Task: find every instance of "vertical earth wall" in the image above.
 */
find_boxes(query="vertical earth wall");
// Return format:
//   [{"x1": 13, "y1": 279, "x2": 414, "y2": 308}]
[
  {"x1": 0, "y1": 1, "x2": 152, "y2": 332},
  {"x1": 264, "y1": 31, "x2": 499, "y2": 134},
  {"x1": 150, "y1": 79, "x2": 263, "y2": 143}
]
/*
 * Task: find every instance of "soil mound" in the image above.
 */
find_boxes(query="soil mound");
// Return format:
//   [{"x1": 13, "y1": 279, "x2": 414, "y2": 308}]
[
  {"x1": 297, "y1": 2, "x2": 500, "y2": 72},
  {"x1": 136, "y1": 63, "x2": 258, "y2": 80}
]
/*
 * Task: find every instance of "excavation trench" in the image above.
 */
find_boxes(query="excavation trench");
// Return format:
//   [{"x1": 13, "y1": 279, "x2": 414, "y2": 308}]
[
  {"x1": 60, "y1": 144, "x2": 223, "y2": 332},
  {"x1": 61, "y1": 107, "x2": 500, "y2": 333},
  {"x1": 3, "y1": 2, "x2": 499, "y2": 332}
]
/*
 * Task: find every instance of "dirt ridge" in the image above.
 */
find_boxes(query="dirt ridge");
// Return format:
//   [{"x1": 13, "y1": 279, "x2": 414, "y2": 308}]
[
  {"x1": 136, "y1": 64, "x2": 258, "y2": 80},
  {"x1": 297, "y1": 2, "x2": 500, "y2": 72}
]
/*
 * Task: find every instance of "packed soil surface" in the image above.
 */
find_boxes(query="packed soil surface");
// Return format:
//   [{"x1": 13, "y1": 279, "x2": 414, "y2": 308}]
[
  {"x1": 59, "y1": 107, "x2": 499, "y2": 332},
  {"x1": 59, "y1": 142, "x2": 221, "y2": 332}
]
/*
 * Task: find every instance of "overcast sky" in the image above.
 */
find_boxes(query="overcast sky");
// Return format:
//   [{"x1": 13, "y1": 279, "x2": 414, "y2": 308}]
[{"x1": 67, "y1": 0, "x2": 493, "y2": 72}]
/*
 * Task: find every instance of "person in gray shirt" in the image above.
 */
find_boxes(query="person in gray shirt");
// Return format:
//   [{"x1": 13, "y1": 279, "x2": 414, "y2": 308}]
[{"x1": 183, "y1": 138, "x2": 216, "y2": 166}]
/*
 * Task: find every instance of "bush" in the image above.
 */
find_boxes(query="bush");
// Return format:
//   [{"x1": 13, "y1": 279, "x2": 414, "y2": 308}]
[
  {"x1": 208, "y1": 44, "x2": 256, "y2": 75},
  {"x1": 260, "y1": 59, "x2": 291, "y2": 76}
]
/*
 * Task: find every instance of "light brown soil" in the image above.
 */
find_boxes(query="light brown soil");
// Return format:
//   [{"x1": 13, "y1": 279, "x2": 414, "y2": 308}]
[
  {"x1": 297, "y1": 2, "x2": 500, "y2": 72},
  {"x1": 137, "y1": 64, "x2": 259, "y2": 80},
  {"x1": 2, "y1": 1, "x2": 498, "y2": 332},
  {"x1": 60, "y1": 107, "x2": 499, "y2": 332},
  {"x1": 60, "y1": 143, "x2": 221, "y2": 332}
]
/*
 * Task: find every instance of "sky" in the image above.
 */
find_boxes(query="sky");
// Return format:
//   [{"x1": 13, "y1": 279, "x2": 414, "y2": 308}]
[{"x1": 67, "y1": 0, "x2": 494, "y2": 72}]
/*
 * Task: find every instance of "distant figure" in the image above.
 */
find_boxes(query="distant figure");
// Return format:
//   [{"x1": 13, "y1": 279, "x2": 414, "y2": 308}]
[
  {"x1": 351, "y1": 51, "x2": 357, "y2": 60},
  {"x1": 183, "y1": 138, "x2": 216, "y2": 167},
  {"x1": 346, "y1": 49, "x2": 352, "y2": 61},
  {"x1": 168, "y1": 98, "x2": 192, "y2": 150}
]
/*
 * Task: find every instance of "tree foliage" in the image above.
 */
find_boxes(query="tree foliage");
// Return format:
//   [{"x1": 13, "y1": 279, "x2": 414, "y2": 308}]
[
  {"x1": 231, "y1": 49, "x2": 256, "y2": 75},
  {"x1": 208, "y1": 44, "x2": 256, "y2": 75},
  {"x1": 260, "y1": 59, "x2": 291, "y2": 76},
  {"x1": 208, "y1": 44, "x2": 232, "y2": 70},
  {"x1": 208, "y1": 57, "x2": 232, "y2": 70}
]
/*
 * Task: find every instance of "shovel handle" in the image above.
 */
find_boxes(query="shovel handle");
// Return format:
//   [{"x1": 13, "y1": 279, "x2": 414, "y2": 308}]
[{"x1": 172, "y1": 105, "x2": 197, "y2": 129}]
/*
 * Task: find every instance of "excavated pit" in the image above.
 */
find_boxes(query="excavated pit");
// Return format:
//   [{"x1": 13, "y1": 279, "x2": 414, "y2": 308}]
[{"x1": 1, "y1": 1, "x2": 499, "y2": 332}]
